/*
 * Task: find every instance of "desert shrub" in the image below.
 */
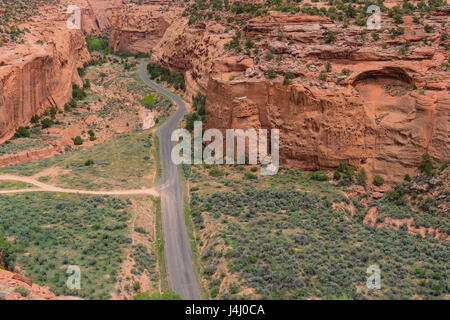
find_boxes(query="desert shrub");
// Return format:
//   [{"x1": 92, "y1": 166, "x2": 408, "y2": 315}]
[
  {"x1": 264, "y1": 68, "x2": 277, "y2": 79},
  {"x1": 356, "y1": 168, "x2": 367, "y2": 185},
  {"x1": 72, "y1": 84, "x2": 86, "y2": 101},
  {"x1": 308, "y1": 171, "x2": 328, "y2": 181},
  {"x1": 0, "y1": 235, "x2": 15, "y2": 269},
  {"x1": 264, "y1": 50, "x2": 274, "y2": 61},
  {"x1": 31, "y1": 115, "x2": 40, "y2": 124},
  {"x1": 88, "y1": 130, "x2": 96, "y2": 141},
  {"x1": 373, "y1": 175, "x2": 384, "y2": 186},
  {"x1": 84, "y1": 159, "x2": 94, "y2": 166},
  {"x1": 14, "y1": 286, "x2": 30, "y2": 297},
  {"x1": 385, "y1": 189, "x2": 407, "y2": 205},
  {"x1": 244, "y1": 172, "x2": 257, "y2": 180},
  {"x1": 424, "y1": 24, "x2": 433, "y2": 33},
  {"x1": 324, "y1": 32, "x2": 337, "y2": 43},
  {"x1": 283, "y1": 71, "x2": 295, "y2": 85},
  {"x1": 40, "y1": 118, "x2": 54, "y2": 129},
  {"x1": 419, "y1": 153, "x2": 433, "y2": 176},
  {"x1": 209, "y1": 169, "x2": 224, "y2": 177},
  {"x1": 333, "y1": 170, "x2": 341, "y2": 180},
  {"x1": 143, "y1": 94, "x2": 155, "y2": 107},
  {"x1": 72, "y1": 136, "x2": 83, "y2": 146},
  {"x1": 14, "y1": 126, "x2": 30, "y2": 138}
]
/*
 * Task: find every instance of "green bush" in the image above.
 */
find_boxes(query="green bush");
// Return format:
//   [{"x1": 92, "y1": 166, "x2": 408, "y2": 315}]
[
  {"x1": 0, "y1": 235, "x2": 15, "y2": 269},
  {"x1": 14, "y1": 126, "x2": 30, "y2": 138},
  {"x1": 85, "y1": 36, "x2": 108, "y2": 52},
  {"x1": 324, "y1": 32, "x2": 336, "y2": 43},
  {"x1": 209, "y1": 169, "x2": 224, "y2": 177},
  {"x1": 73, "y1": 136, "x2": 83, "y2": 146},
  {"x1": 419, "y1": 153, "x2": 433, "y2": 176},
  {"x1": 14, "y1": 286, "x2": 30, "y2": 297},
  {"x1": 72, "y1": 84, "x2": 86, "y2": 101},
  {"x1": 373, "y1": 175, "x2": 384, "y2": 186},
  {"x1": 283, "y1": 71, "x2": 295, "y2": 85},
  {"x1": 308, "y1": 171, "x2": 329, "y2": 181},
  {"x1": 264, "y1": 68, "x2": 277, "y2": 79},
  {"x1": 244, "y1": 172, "x2": 258, "y2": 180},
  {"x1": 84, "y1": 159, "x2": 94, "y2": 166},
  {"x1": 40, "y1": 118, "x2": 54, "y2": 129}
]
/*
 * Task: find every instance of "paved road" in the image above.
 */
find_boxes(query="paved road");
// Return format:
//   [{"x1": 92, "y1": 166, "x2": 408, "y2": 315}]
[
  {"x1": 0, "y1": 174, "x2": 159, "y2": 196},
  {"x1": 139, "y1": 62, "x2": 201, "y2": 300}
]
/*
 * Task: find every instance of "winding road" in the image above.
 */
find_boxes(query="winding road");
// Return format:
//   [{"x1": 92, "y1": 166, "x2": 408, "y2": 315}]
[
  {"x1": 0, "y1": 62, "x2": 201, "y2": 300},
  {"x1": 139, "y1": 62, "x2": 201, "y2": 300}
]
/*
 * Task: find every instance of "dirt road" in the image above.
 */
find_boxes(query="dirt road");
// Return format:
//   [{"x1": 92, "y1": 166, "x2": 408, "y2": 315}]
[{"x1": 0, "y1": 174, "x2": 159, "y2": 196}]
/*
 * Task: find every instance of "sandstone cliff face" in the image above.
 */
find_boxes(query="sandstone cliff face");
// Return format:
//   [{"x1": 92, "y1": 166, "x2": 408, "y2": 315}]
[
  {"x1": 109, "y1": 4, "x2": 177, "y2": 54},
  {"x1": 109, "y1": 3, "x2": 449, "y2": 182},
  {"x1": 0, "y1": 21, "x2": 90, "y2": 144},
  {"x1": 204, "y1": 10, "x2": 449, "y2": 182},
  {"x1": 61, "y1": 0, "x2": 125, "y2": 35},
  {"x1": 205, "y1": 75, "x2": 449, "y2": 182}
]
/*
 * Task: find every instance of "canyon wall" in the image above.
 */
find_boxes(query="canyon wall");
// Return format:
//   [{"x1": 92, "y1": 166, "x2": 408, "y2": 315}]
[
  {"x1": 109, "y1": 4, "x2": 178, "y2": 54},
  {"x1": 203, "y1": 10, "x2": 449, "y2": 182},
  {"x1": 205, "y1": 74, "x2": 449, "y2": 182},
  {"x1": 0, "y1": 21, "x2": 90, "y2": 143},
  {"x1": 106, "y1": 4, "x2": 450, "y2": 181},
  {"x1": 109, "y1": 4, "x2": 231, "y2": 97},
  {"x1": 61, "y1": 0, "x2": 125, "y2": 35}
]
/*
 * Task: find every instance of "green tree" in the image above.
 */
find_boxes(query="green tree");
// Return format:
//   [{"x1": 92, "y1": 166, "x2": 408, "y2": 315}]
[{"x1": 143, "y1": 94, "x2": 155, "y2": 107}]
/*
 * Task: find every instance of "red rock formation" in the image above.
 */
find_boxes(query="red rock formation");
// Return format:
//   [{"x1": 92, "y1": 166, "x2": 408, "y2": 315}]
[
  {"x1": 109, "y1": 4, "x2": 178, "y2": 54},
  {"x1": 0, "y1": 20, "x2": 90, "y2": 144},
  {"x1": 0, "y1": 269, "x2": 81, "y2": 300}
]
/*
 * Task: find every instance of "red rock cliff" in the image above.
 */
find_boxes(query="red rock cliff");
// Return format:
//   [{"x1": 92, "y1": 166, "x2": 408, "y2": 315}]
[{"x1": 0, "y1": 21, "x2": 90, "y2": 143}]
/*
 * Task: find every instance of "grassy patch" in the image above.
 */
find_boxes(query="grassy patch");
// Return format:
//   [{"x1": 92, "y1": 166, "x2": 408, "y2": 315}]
[
  {"x1": 187, "y1": 165, "x2": 449, "y2": 300},
  {"x1": 0, "y1": 192, "x2": 133, "y2": 299},
  {"x1": 0, "y1": 131, "x2": 156, "y2": 190}
]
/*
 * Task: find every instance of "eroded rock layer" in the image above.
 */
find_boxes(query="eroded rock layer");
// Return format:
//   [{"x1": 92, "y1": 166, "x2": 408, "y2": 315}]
[{"x1": 0, "y1": 21, "x2": 90, "y2": 143}]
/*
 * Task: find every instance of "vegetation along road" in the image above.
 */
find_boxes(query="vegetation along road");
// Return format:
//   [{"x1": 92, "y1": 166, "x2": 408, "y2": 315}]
[{"x1": 139, "y1": 62, "x2": 201, "y2": 300}]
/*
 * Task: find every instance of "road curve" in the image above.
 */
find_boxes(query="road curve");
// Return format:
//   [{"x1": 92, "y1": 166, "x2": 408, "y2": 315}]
[{"x1": 139, "y1": 62, "x2": 201, "y2": 300}]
